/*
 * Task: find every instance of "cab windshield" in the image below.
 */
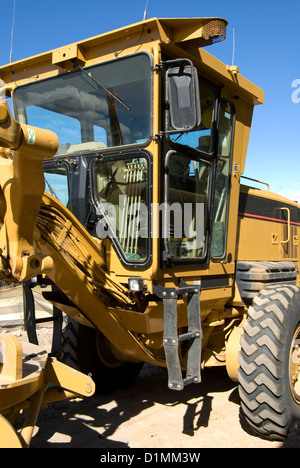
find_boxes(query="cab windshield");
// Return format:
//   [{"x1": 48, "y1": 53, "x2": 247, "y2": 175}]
[{"x1": 12, "y1": 53, "x2": 152, "y2": 155}]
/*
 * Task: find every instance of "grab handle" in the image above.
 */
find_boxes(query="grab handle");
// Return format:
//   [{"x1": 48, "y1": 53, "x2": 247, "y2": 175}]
[{"x1": 280, "y1": 207, "x2": 290, "y2": 244}]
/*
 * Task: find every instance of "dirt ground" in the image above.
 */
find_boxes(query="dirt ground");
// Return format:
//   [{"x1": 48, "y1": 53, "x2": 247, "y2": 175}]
[{"x1": 3, "y1": 325, "x2": 298, "y2": 449}]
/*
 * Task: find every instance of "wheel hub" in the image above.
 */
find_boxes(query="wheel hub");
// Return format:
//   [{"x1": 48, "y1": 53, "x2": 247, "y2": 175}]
[{"x1": 290, "y1": 324, "x2": 300, "y2": 403}]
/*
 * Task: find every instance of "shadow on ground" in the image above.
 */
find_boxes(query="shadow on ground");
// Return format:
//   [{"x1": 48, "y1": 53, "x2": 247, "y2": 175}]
[{"x1": 27, "y1": 364, "x2": 239, "y2": 448}]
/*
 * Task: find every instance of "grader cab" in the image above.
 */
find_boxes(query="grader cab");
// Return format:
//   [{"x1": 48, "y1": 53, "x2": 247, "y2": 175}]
[{"x1": 0, "y1": 17, "x2": 299, "y2": 444}]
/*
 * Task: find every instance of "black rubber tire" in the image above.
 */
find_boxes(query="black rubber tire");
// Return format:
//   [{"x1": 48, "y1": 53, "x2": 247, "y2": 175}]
[
  {"x1": 60, "y1": 317, "x2": 144, "y2": 394},
  {"x1": 238, "y1": 285, "x2": 300, "y2": 440}
]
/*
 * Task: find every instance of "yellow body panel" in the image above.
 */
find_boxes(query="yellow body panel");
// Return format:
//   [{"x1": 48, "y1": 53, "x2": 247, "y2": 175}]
[{"x1": 237, "y1": 187, "x2": 300, "y2": 264}]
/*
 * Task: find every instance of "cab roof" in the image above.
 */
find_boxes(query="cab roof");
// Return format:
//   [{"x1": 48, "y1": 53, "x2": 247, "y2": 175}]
[{"x1": 0, "y1": 17, "x2": 263, "y2": 106}]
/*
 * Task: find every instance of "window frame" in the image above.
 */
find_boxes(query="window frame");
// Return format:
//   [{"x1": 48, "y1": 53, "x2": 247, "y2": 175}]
[
  {"x1": 210, "y1": 98, "x2": 236, "y2": 259},
  {"x1": 12, "y1": 52, "x2": 154, "y2": 154},
  {"x1": 43, "y1": 158, "x2": 71, "y2": 208},
  {"x1": 163, "y1": 149, "x2": 213, "y2": 265},
  {"x1": 161, "y1": 66, "x2": 236, "y2": 265},
  {"x1": 89, "y1": 150, "x2": 153, "y2": 269}
]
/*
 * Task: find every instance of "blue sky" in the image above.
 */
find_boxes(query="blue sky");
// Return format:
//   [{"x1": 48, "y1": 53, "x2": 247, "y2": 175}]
[{"x1": 1, "y1": 0, "x2": 300, "y2": 202}]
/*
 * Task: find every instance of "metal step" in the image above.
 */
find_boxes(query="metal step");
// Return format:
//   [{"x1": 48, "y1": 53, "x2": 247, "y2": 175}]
[{"x1": 153, "y1": 280, "x2": 202, "y2": 390}]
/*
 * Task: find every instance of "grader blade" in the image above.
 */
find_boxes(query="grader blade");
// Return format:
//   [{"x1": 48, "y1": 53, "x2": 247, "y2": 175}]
[{"x1": 0, "y1": 334, "x2": 95, "y2": 448}]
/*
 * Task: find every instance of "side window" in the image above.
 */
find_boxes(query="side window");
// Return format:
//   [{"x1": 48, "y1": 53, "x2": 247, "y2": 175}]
[
  {"x1": 169, "y1": 81, "x2": 217, "y2": 154},
  {"x1": 211, "y1": 100, "x2": 235, "y2": 258},
  {"x1": 93, "y1": 156, "x2": 149, "y2": 263},
  {"x1": 44, "y1": 164, "x2": 70, "y2": 207},
  {"x1": 166, "y1": 151, "x2": 211, "y2": 260}
]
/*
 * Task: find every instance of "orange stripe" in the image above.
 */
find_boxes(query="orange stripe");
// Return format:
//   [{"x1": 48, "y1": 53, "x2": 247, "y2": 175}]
[{"x1": 238, "y1": 212, "x2": 300, "y2": 226}]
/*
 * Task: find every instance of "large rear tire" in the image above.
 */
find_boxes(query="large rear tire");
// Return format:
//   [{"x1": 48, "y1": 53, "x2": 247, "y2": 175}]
[{"x1": 238, "y1": 285, "x2": 300, "y2": 440}]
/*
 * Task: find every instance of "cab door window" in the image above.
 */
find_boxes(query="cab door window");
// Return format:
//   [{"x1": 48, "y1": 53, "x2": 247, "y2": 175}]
[
  {"x1": 165, "y1": 151, "x2": 211, "y2": 260},
  {"x1": 211, "y1": 100, "x2": 235, "y2": 258},
  {"x1": 92, "y1": 154, "x2": 150, "y2": 264}
]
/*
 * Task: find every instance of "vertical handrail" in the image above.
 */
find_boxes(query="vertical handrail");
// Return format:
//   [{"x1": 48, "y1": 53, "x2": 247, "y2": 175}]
[{"x1": 280, "y1": 207, "x2": 291, "y2": 244}]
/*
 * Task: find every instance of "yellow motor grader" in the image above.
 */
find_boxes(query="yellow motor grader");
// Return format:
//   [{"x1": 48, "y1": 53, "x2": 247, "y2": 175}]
[{"x1": 0, "y1": 17, "x2": 300, "y2": 445}]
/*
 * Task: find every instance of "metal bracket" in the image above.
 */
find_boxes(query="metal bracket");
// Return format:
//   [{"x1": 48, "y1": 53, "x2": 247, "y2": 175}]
[
  {"x1": 153, "y1": 280, "x2": 202, "y2": 390},
  {"x1": 23, "y1": 280, "x2": 63, "y2": 355}
]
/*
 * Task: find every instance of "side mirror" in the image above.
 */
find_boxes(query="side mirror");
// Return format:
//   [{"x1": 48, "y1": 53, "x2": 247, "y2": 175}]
[{"x1": 166, "y1": 60, "x2": 201, "y2": 132}]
